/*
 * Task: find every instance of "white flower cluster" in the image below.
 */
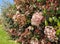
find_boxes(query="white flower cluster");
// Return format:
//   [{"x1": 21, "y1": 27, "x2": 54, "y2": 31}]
[
  {"x1": 44, "y1": 26, "x2": 58, "y2": 42},
  {"x1": 12, "y1": 11, "x2": 26, "y2": 27},
  {"x1": 31, "y1": 12, "x2": 44, "y2": 26},
  {"x1": 30, "y1": 38, "x2": 39, "y2": 44}
]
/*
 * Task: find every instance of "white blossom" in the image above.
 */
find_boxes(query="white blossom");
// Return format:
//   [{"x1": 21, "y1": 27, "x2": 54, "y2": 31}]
[
  {"x1": 30, "y1": 38, "x2": 38, "y2": 44},
  {"x1": 31, "y1": 12, "x2": 43, "y2": 26},
  {"x1": 44, "y1": 26, "x2": 57, "y2": 42}
]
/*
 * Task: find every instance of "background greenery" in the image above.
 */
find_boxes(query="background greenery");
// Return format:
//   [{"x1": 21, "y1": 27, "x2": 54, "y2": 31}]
[{"x1": 0, "y1": 25, "x2": 19, "y2": 44}]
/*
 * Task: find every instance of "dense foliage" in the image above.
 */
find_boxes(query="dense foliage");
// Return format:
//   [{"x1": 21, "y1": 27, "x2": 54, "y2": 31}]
[{"x1": 2, "y1": 0, "x2": 60, "y2": 44}]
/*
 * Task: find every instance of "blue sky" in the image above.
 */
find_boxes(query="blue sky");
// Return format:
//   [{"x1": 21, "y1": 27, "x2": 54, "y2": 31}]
[{"x1": 0, "y1": 0, "x2": 14, "y2": 15}]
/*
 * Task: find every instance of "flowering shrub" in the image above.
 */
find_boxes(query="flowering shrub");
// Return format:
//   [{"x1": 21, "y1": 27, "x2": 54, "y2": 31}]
[{"x1": 2, "y1": 0, "x2": 60, "y2": 44}]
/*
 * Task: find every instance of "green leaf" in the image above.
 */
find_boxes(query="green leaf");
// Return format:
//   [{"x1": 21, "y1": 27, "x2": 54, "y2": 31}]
[
  {"x1": 37, "y1": 0, "x2": 42, "y2": 2},
  {"x1": 45, "y1": 20, "x2": 48, "y2": 26},
  {"x1": 49, "y1": 9, "x2": 55, "y2": 14},
  {"x1": 57, "y1": 20, "x2": 60, "y2": 27},
  {"x1": 52, "y1": 17, "x2": 58, "y2": 22},
  {"x1": 56, "y1": 9, "x2": 60, "y2": 14},
  {"x1": 56, "y1": 29, "x2": 60, "y2": 36},
  {"x1": 33, "y1": 4, "x2": 36, "y2": 8},
  {"x1": 43, "y1": 9, "x2": 47, "y2": 16},
  {"x1": 49, "y1": 17, "x2": 53, "y2": 23}
]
